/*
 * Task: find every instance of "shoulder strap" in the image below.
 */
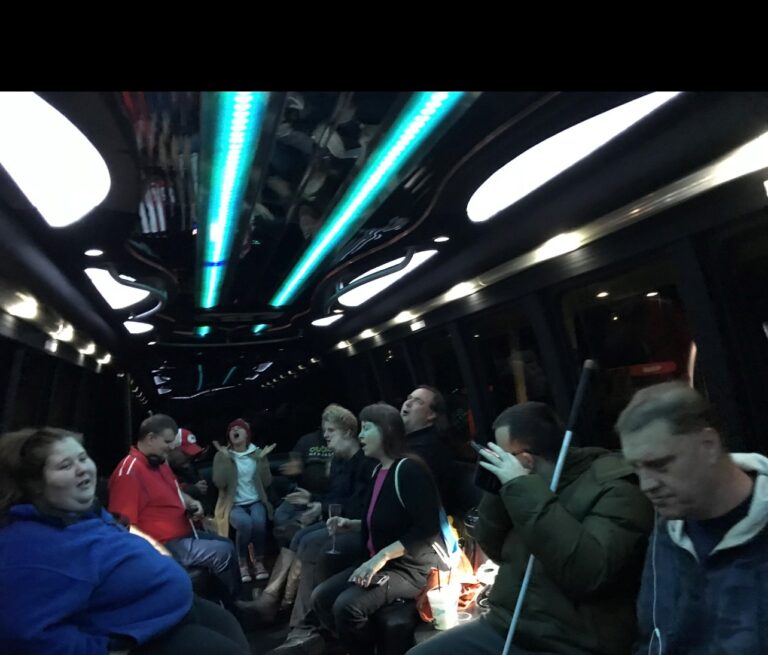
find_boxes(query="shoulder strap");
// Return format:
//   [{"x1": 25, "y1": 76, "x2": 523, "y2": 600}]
[
  {"x1": 393, "y1": 458, "x2": 407, "y2": 508},
  {"x1": 392, "y1": 457, "x2": 459, "y2": 568}
]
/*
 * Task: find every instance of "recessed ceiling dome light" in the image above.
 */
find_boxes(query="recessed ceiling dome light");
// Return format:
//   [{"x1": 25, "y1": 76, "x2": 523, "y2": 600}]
[
  {"x1": 124, "y1": 321, "x2": 154, "y2": 334},
  {"x1": 85, "y1": 268, "x2": 151, "y2": 309},
  {"x1": 312, "y1": 314, "x2": 344, "y2": 327}
]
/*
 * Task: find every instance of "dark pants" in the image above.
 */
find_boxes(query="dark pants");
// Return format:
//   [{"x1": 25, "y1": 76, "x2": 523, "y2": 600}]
[
  {"x1": 165, "y1": 531, "x2": 240, "y2": 599},
  {"x1": 312, "y1": 565, "x2": 422, "y2": 655},
  {"x1": 133, "y1": 595, "x2": 250, "y2": 655},
  {"x1": 289, "y1": 520, "x2": 326, "y2": 553},
  {"x1": 273, "y1": 500, "x2": 304, "y2": 547},
  {"x1": 290, "y1": 528, "x2": 362, "y2": 628},
  {"x1": 405, "y1": 616, "x2": 550, "y2": 655}
]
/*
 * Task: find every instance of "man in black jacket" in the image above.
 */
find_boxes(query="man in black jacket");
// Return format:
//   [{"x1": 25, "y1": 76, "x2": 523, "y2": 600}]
[
  {"x1": 167, "y1": 428, "x2": 212, "y2": 515},
  {"x1": 273, "y1": 428, "x2": 336, "y2": 546},
  {"x1": 259, "y1": 405, "x2": 375, "y2": 651},
  {"x1": 401, "y1": 385, "x2": 452, "y2": 510}
]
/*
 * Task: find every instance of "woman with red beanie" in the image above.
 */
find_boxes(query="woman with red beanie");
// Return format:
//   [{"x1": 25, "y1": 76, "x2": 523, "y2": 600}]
[{"x1": 212, "y1": 419, "x2": 276, "y2": 582}]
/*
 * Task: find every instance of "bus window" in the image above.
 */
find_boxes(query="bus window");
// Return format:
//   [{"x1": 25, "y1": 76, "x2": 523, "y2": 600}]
[
  {"x1": 561, "y1": 261, "x2": 703, "y2": 447},
  {"x1": 370, "y1": 345, "x2": 413, "y2": 409},
  {"x1": 412, "y1": 327, "x2": 471, "y2": 444},
  {"x1": 465, "y1": 305, "x2": 553, "y2": 420}
]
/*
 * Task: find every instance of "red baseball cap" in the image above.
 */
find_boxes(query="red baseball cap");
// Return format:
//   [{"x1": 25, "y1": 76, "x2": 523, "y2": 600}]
[{"x1": 177, "y1": 428, "x2": 203, "y2": 457}]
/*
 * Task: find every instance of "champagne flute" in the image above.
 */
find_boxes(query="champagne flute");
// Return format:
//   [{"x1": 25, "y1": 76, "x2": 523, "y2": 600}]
[{"x1": 327, "y1": 503, "x2": 343, "y2": 554}]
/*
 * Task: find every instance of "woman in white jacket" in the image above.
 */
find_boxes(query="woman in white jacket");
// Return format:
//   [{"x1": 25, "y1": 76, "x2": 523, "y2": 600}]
[{"x1": 212, "y1": 419, "x2": 275, "y2": 582}]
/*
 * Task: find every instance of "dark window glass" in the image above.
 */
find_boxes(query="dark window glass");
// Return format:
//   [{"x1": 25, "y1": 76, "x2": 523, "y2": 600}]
[
  {"x1": 370, "y1": 345, "x2": 413, "y2": 408},
  {"x1": 465, "y1": 305, "x2": 552, "y2": 421},
  {"x1": 561, "y1": 261, "x2": 703, "y2": 447}
]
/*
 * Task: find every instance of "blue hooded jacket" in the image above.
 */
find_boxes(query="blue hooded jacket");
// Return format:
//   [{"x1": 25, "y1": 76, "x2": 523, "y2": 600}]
[
  {"x1": 0, "y1": 503, "x2": 192, "y2": 655},
  {"x1": 634, "y1": 453, "x2": 768, "y2": 654}
]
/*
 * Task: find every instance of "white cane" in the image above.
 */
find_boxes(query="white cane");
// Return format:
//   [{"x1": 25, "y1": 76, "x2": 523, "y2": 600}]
[
  {"x1": 501, "y1": 360, "x2": 596, "y2": 655},
  {"x1": 176, "y1": 480, "x2": 199, "y2": 539}
]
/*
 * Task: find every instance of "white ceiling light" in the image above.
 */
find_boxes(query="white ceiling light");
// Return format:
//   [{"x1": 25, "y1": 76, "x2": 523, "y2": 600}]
[
  {"x1": 85, "y1": 249, "x2": 104, "y2": 257},
  {"x1": 311, "y1": 314, "x2": 344, "y2": 327},
  {"x1": 5, "y1": 292, "x2": 38, "y2": 319},
  {"x1": 44, "y1": 339, "x2": 58, "y2": 353},
  {"x1": 336, "y1": 340, "x2": 351, "y2": 349},
  {"x1": 79, "y1": 342, "x2": 96, "y2": 355},
  {"x1": 360, "y1": 329, "x2": 377, "y2": 339},
  {"x1": 119, "y1": 274, "x2": 137, "y2": 282},
  {"x1": 0, "y1": 92, "x2": 111, "y2": 227},
  {"x1": 148, "y1": 341, "x2": 157, "y2": 346},
  {"x1": 596, "y1": 291, "x2": 610, "y2": 298},
  {"x1": 49, "y1": 321, "x2": 74, "y2": 342},
  {"x1": 338, "y1": 250, "x2": 438, "y2": 307},
  {"x1": 534, "y1": 232, "x2": 583, "y2": 262},
  {"x1": 646, "y1": 291, "x2": 659, "y2": 297},
  {"x1": 467, "y1": 92, "x2": 681, "y2": 223},
  {"x1": 445, "y1": 281, "x2": 478, "y2": 301},
  {"x1": 395, "y1": 311, "x2": 416, "y2": 323},
  {"x1": 433, "y1": 236, "x2": 450, "y2": 243},
  {"x1": 410, "y1": 320, "x2": 426, "y2": 332},
  {"x1": 97, "y1": 353, "x2": 112, "y2": 365},
  {"x1": 85, "y1": 268, "x2": 150, "y2": 309},
  {"x1": 124, "y1": 321, "x2": 154, "y2": 334}
]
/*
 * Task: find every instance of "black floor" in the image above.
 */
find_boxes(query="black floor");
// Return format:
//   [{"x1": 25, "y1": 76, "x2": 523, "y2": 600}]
[{"x1": 245, "y1": 621, "x2": 290, "y2": 655}]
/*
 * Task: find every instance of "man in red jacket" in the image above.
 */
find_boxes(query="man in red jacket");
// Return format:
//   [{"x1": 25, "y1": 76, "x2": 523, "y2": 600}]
[{"x1": 108, "y1": 413, "x2": 240, "y2": 600}]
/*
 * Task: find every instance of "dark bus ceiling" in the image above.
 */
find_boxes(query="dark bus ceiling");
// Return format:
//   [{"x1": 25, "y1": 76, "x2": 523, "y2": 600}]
[{"x1": 0, "y1": 91, "x2": 765, "y2": 403}]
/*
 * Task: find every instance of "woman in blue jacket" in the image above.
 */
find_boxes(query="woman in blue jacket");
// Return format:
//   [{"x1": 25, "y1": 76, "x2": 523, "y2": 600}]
[{"x1": 0, "y1": 427, "x2": 250, "y2": 655}]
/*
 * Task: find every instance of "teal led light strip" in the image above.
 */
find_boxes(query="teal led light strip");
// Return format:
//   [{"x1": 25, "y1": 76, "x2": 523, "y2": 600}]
[
  {"x1": 196, "y1": 325, "x2": 211, "y2": 337},
  {"x1": 252, "y1": 323, "x2": 267, "y2": 334},
  {"x1": 269, "y1": 92, "x2": 466, "y2": 307},
  {"x1": 222, "y1": 366, "x2": 237, "y2": 385},
  {"x1": 199, "y1": 91, "x2": 269, "y2": 309}
]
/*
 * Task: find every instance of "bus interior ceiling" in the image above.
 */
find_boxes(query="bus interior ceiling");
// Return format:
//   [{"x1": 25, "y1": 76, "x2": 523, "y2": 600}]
[{"x1": 0, "y1": 90, "x2": 767, "y2": 470}]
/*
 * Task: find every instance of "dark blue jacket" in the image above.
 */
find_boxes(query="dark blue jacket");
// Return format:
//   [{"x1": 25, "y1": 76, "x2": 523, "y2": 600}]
[
  {"x1": 317, "y1": 449, "x2": 376, "y2": 519},
  {"x1": 634, "y1": 453, "x2": 768, "y2": 654},
  {"x1": 0, "y1": 503, "x2": 192, "y2": 654}
]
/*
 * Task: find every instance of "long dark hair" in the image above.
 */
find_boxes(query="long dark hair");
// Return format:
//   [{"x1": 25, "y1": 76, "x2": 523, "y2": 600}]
[
  {"x1": 359, "y1": 403, "x2": 406, "y2": 460},
  {"x1": 0, "y1": 428, "x2": 84, "y2": 516}
]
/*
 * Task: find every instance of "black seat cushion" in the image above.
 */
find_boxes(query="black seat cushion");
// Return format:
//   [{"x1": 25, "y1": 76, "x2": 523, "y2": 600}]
[{"x1": 372, "y1": 599, "x2": 421, "y2": 655}]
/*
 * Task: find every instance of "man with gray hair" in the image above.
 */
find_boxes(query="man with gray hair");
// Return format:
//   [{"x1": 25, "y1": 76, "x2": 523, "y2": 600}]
[{"x1": 617, "y1": 381, "x2": 768, "y2": 654}]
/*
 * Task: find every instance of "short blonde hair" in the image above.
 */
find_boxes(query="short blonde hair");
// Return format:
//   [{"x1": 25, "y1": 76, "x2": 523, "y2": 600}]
[{"x1": 321, "y1": 403, "x2": 357, "y2": 436}]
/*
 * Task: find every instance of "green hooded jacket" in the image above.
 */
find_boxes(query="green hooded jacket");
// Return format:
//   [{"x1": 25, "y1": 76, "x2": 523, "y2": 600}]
[{"x1": 477, "y1": 447, "x2": 653, "y2": 655}]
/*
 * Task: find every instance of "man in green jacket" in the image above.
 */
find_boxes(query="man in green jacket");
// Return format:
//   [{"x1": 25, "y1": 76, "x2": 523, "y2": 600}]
[{"x1": 407, "y1": 402, "x2": 653, "y2": 655}]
